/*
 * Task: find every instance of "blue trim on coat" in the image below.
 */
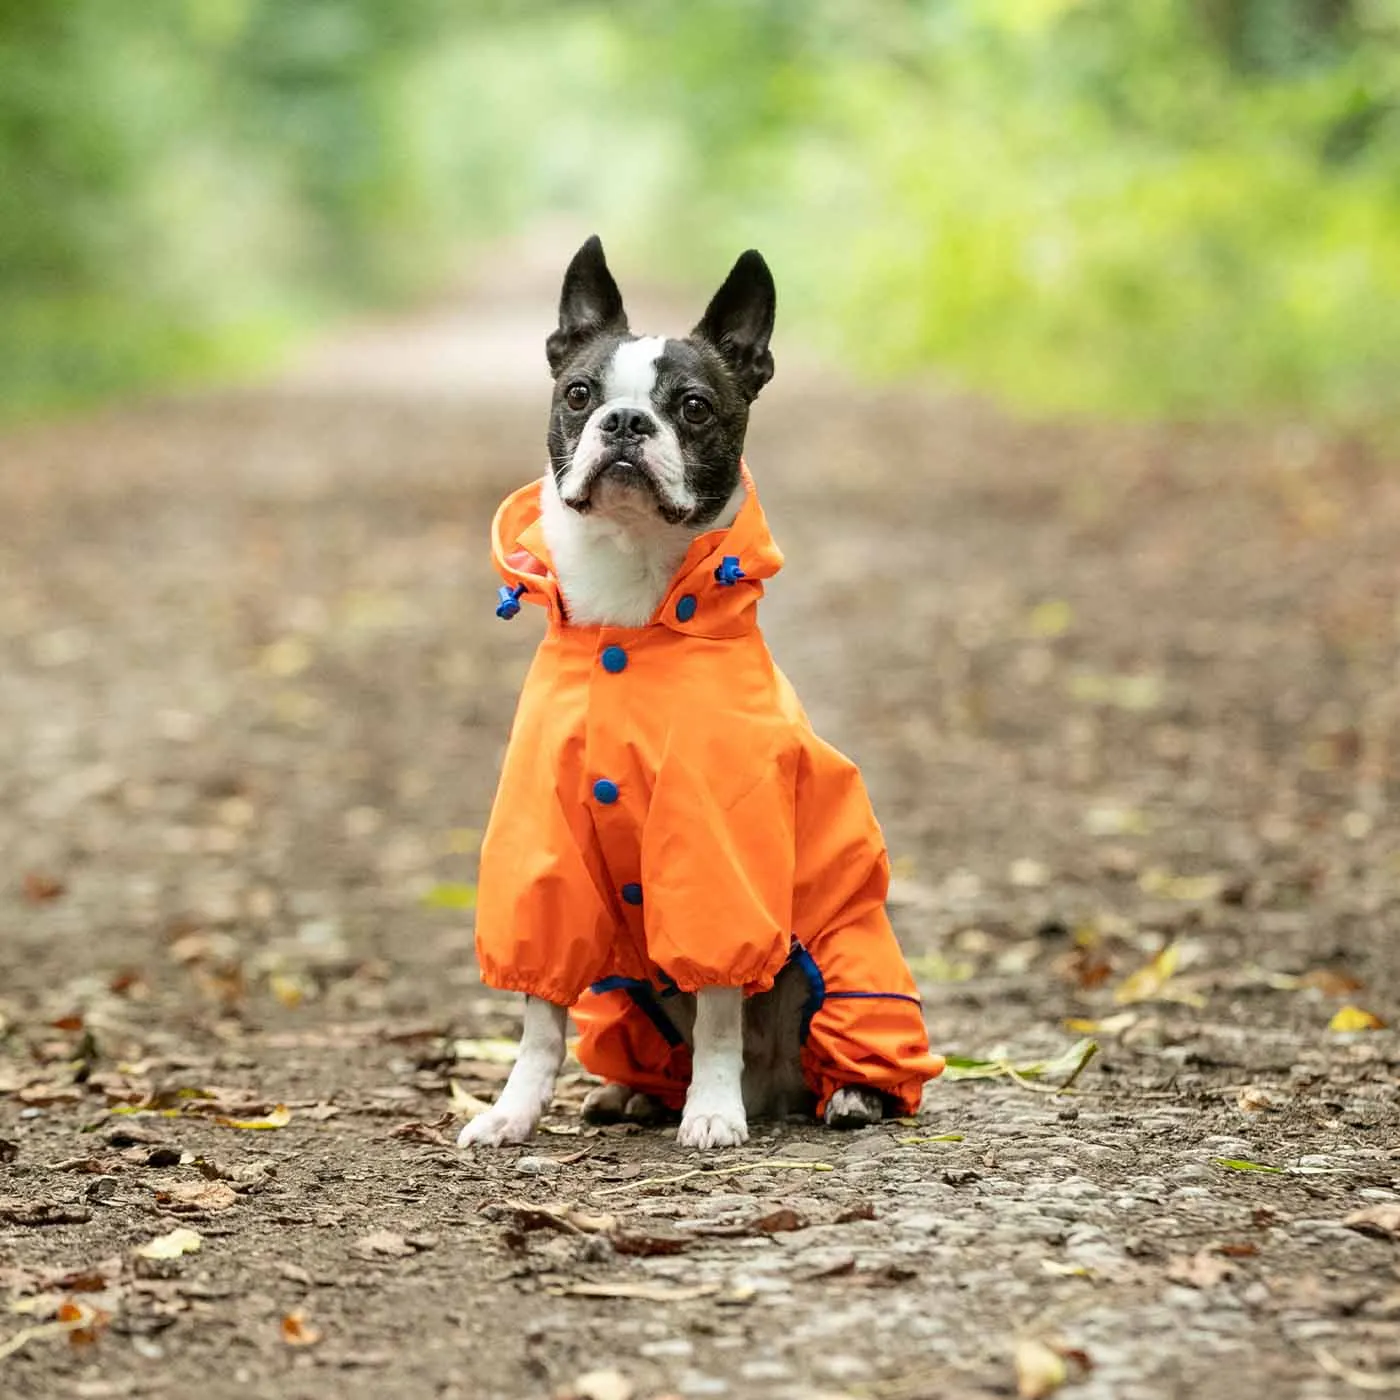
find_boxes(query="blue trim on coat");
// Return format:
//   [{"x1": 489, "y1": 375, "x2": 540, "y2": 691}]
[
  {"x1": 588, "y1": 976, "x2": 684, "y2": 1048},
  {"x1": 823, "y1": 990, "x2": 924, "y2": 1008},
  {"x1": 788, "y1": 939, "x2": 826, "y2": 1045}
]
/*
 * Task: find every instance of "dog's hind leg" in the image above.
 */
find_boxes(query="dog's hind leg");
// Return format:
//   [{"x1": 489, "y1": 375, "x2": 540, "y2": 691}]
[
  {"x1": 581, "y1": 1082, "x2": 667, "y2": 1125},
  {"x1": 824, "y1": 1085, "x2": 885, "y2": 1129}
]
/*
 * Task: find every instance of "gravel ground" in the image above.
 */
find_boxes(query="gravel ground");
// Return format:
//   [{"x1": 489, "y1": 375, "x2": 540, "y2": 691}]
[{"x1": 1, "y1": 256, "x2": 1398, "y2": 1400}]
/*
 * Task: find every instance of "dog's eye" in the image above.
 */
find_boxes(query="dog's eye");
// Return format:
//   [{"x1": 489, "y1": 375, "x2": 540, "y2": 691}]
[
  {"x1": 681, "y1": 395, "x2": 711, "y2": 425},
  {"x1": 565, "y1": 383, "x2": 591, "y2": 411}
]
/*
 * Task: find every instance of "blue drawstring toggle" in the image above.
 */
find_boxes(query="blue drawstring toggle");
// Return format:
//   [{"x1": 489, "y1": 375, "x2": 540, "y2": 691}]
[
  {"x1": 714, "y1": 555, "x2": 745, "y2": 586},
  {"x1": 496, "y1": 583, "x2": 526, "y2": 620}
]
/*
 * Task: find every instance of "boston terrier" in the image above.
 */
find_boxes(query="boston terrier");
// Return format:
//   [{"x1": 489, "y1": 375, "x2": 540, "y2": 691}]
[{"x1": 459, "y1": 238, "x2": 941, "y2": 1150}]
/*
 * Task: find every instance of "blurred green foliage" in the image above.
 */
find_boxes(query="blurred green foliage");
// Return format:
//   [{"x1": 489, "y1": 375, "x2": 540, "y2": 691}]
[{"x1": 2, "y1": 0, "x2": 1397, "y2": 421}]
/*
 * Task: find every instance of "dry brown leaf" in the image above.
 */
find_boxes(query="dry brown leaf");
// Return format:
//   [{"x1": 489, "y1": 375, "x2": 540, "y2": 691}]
[
  {"x1": 388, "y1": 1114, "x2": 456, "y2": 1145},
  {"x1": 1344, "y1": 1204, "x2": 1400, "y2": 1241},
  {"x1": 484, "y1": 1201, "x2": 618, "y2": 1236},
  {"x1": 22, "y1": 872, "x2": 66, "y2": 903},
  {"x1": 1299, "y1": 967, "x2": 1364, "y2": 997},
  {"x1": 551, "y1": 1281, "x2": 720, "y2": 1302},
  {"x1": 609, "y1": 1230, "x2": 691, "y2": 1258},
  {"x1": 280, "y1": 1309, "x2": 322, "y2": 1347},
  {"x1": 155, "y1": 1181, "x2": 238, "y2": 1213},
  {"x1": 352, "y1": 1230, "x2": 417, "y2": 1259},
  {"x1": 0, "y1": 1199, "x2": 93, "y2": 1227},
  {"x1": 1166, "y1": 1250, "x2": 1235, "y2": 1289},
  {"x1": 1236, "y1": 1085, "x2": 1283, "y2": 1114},
  {"x1": 56, "y1": 1298, "x2": 109, "y2": 1348}
]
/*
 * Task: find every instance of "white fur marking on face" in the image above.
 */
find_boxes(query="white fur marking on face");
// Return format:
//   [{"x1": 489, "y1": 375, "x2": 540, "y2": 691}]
[
  {"x1": 604, "y1": 335, "x2": 665, "y2": 401},
  {"x1": 558, "y1": 336, "x2": 692, "y2": 518}
]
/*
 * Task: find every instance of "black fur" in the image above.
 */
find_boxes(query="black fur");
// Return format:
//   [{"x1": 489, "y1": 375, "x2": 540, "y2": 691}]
[
  {"x1": 545, "y1": 235, "x2": 628, "y2": 378},
  {"x1": 545, "y1": 238, "x2": 777, "y2": 530}
]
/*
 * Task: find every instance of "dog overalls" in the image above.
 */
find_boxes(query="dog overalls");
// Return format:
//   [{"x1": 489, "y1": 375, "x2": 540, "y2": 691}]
[{"x1": 475, "y1": 469, "x2": 945, "y2": 1114}]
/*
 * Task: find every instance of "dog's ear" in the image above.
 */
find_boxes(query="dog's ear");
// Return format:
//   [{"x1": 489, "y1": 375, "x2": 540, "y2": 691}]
[
  {"x1": 693, "y1": 250, "x2": 776, "y2": 401},
  {"x1": 547, "y1": 235, "x2": 628, "y2": 376}
]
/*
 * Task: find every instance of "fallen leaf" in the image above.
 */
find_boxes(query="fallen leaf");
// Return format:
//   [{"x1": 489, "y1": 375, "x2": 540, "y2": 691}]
[
  {"x1": 448, "y1": 1081, "x2": 492, "y2": 1120},
  {"x1": 562, "y1": 1370, "x2": 634, "y2": 1400},
  {"x1": 610, "y1": 1230, "x2": 691, "y2": 1257},
  {"x1": 551, "y1": 1281, "x2": 720, "y2": 1302},
  {"x1": 0, "y1": 1200, "x2": 92, "y2": 1227},
  {"x1": 55, "y1": 1298, "x2": 109, "y2": 1348},
  {"x1": 749, "y1": 1207, "x2": 807, "y2": 1234},
  {"x1": 1014, "y1": 1338, "x2": 1068, "y2": 1399},
  {"x1": 1041, "y1": 1259, "x2": 1093, "y2": 1278},
  {"x1": 280, "y1": 1309, "x2": 322, "y2": 1347},
  {"x1": 352, "y1": 1230, "x2": 418, "y2": 1259},
  {"x1": 450, "y1": 1038, "x2": 517, "y2": 1064},
  {"x1": 1299, "y1": 967, "x2": 1364, "y2": 997},
  {"x1": 1113, "y1": 944, "x2": 1204, "y2": 1007},
  {"x1": 1343, "y1": 1204, "x2": 1400, "y2": 1241},
  {"x1": 388, "y1": 1114, "x2": 456, "y2": 1145},
  {"x1": 1137, "y1": 869, "x2": 1225, "y2": 902},
  {"x1": 834, "y1": 1203, "x2": 877, "y2": 1224},
  {"x1": 1166, "y1": 1250, "x2": 1235, "y2": 1288},
  {"x1": 1213, "y1": 1242, "x2": 1260, "y2": 1259},
  {"x1": 897, "y1": 1134, "x2": 965, "y2": 1146},
  {"x1": 155, "y1": 1181, "x2": 238, "y2": 1213},
  {"x1": 421, "y1": 882, "x2": 477, "y2": 911},
  {"x1": 942, "y1": 1039, "x2": 1097, "y2": 1089},
  {"x1": 22, "y1": 872, "x2": 66, "y2": 903},
  {"x1": 135, "y1": 1227, "x2": 203, "y2": 1260},
  {"x1": 1329, "y1": 1006, "x2": 1387, "y2": 1033},
  {"x1": 1236, "y1": 1085, "x2": 1283, "y2": 1113},
  {"x1": 1314, "y1": 1347, "x2": 1400, "y2": 1392},
  {"x1": 213, "y1": 1104, "x2": 291, "y2": 1130},
  {"x1": 1063, "y1": 1012, "x2": 1138, "y2": 1036},
  {"x1": 17, "y1": 1081, "x2": 84, "y2": 1107},
  {"x1": 484, "y1": 1201, "x2": 618, "y2": 1236}
]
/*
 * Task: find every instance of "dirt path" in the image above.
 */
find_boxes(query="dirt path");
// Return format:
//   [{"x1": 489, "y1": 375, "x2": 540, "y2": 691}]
[{"x1": 2, "y1": 253, "x2": 1398, "y2": 1400}]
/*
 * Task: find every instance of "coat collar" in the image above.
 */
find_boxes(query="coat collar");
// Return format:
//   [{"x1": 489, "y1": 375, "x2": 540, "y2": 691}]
[{"x1": 490, "y1": 464, "x2": 783, "y2": 637}]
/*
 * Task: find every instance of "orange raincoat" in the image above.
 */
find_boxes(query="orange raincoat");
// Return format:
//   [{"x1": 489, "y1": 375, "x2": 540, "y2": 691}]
[{"x1": 476, "y1": 469, "x2": 945, "y2": 1115}]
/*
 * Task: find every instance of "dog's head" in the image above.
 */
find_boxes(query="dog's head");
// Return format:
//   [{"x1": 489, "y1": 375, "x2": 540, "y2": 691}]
[{"x1": 544, "y1": 236, "x2": 775, "y2": 531}]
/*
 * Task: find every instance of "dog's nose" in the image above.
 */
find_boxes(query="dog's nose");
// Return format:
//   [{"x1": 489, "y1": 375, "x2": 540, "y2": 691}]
[{"x1": 599, "y1": 408, "x2": 656, "y2": 440}]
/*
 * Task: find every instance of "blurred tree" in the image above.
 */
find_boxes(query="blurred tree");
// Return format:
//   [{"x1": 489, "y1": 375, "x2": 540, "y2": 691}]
[{"x1": 0, "y1": 0, "x2": 1396, "y2": 422}]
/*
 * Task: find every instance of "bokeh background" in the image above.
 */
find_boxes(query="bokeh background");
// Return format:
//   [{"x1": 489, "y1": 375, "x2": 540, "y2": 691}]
[{"x1": 4, "y1": 0, "x2": 1399, "y2": 423}]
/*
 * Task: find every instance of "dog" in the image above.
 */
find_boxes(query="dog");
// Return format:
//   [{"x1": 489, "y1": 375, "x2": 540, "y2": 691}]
[{"x1": 459, "y1": 237, "x2": 943, "y2": 1151}]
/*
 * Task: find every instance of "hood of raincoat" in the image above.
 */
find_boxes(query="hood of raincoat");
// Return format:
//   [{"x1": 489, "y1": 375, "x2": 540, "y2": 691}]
[{"x1": 490, "y1": 464, "x2": 784, "y2": 635}]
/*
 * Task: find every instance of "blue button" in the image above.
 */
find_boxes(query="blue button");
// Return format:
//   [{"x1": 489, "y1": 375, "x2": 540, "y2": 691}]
[
  {"x1": 592, "y1": 778, "x2": 619, "y2": 805},
  {"x1": 675, "y1": 594, "x2": 697, "y2": 623},
  {"x1": 601, "y1": 645, "x2": 628, "y2": 673},
  {"x1": 621, "y1": 882, "x2": 643, "y2": 906}
]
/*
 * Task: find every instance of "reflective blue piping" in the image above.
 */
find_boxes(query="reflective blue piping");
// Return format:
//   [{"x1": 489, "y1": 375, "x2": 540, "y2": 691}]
[
  {"x1": 588, "y1": 976, "x2": 684, "y2": 1048},
  {"x1": 823, "y1": 991, "x2": 924, "y2": 1007},
  {"x1": 788, "y1": 940, "x2": 826, "y2": 1045}
]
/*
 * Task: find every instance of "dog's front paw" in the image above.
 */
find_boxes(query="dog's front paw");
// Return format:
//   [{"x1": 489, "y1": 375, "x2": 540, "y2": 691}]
[
  {"x1": 677, "y1": 1104, "x2": 748, "y2": 1150},
  {"x1": 457, "y1": 1103, "x2": 539, "y2": 1148}
]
